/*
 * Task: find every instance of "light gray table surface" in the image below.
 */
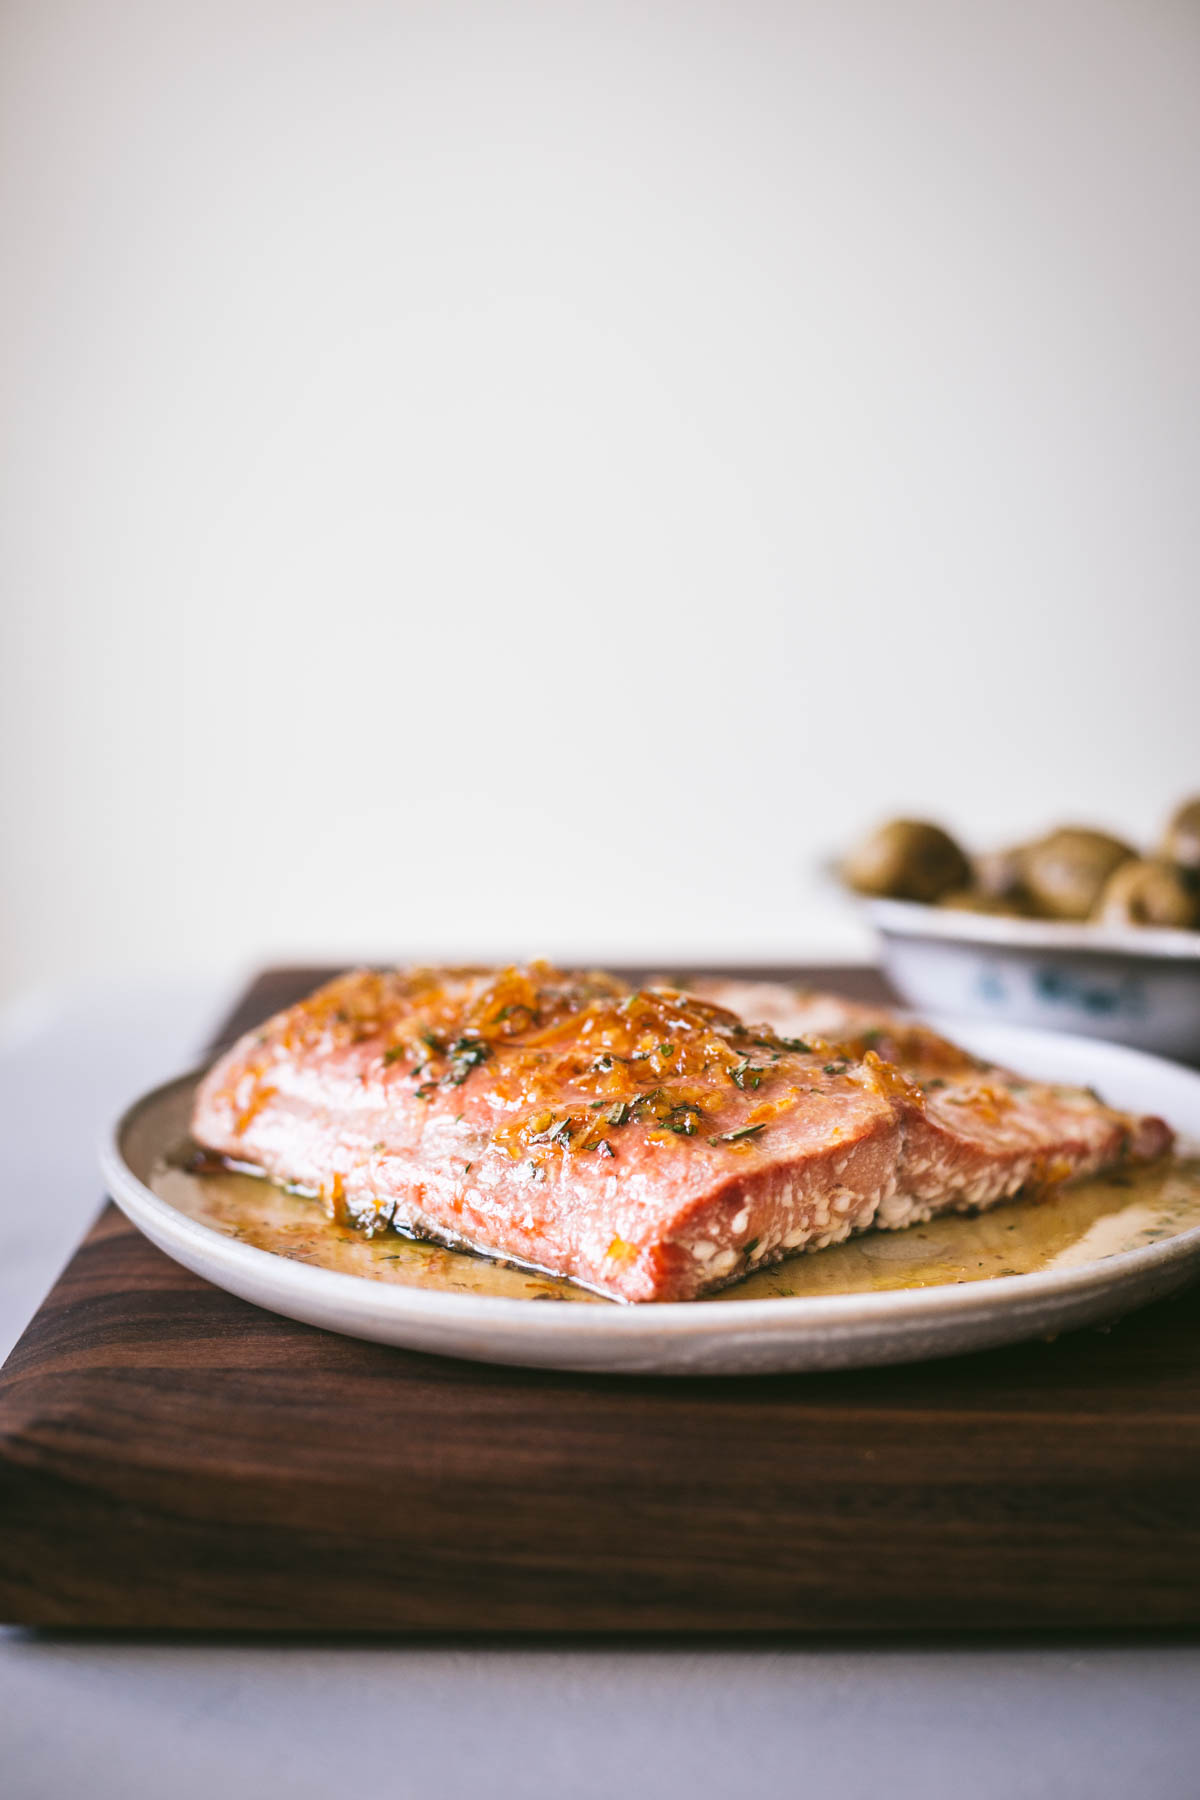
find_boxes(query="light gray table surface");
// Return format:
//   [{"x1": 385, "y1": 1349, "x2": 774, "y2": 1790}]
[{"x1": 2, "y1": 975, "x2": 1199, "y2": 1800}]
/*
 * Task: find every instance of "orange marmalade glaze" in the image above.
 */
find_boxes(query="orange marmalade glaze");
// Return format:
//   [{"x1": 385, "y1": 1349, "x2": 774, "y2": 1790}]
[{"x1": 238, "y1": 962, "x2": 862, "y2": 1168}]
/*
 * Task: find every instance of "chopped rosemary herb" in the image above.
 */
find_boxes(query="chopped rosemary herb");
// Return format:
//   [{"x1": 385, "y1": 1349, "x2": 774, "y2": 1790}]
[
  {"x1": 664, "y1": 1103, "x2": 702, "y2": 1136},
  {"x1": 382, "y1": 1044, "x2": 407, "y2": 1066},
  {"x1": 779, "y1": 1036, "x2": 812, "y2": 1053},
  {"x1": 709, "y1": 1123, "x2": 766, "y2": 1144},
  {"x1": 728, "y1": 1059, "x2": 764, "y2": 1090},
  {"x1": 445, "y1": 1037, "x2": 490, "y2": 1087},
  {"x1": 596, "y1": 1139, "x2": 615, "y2": 1158}
]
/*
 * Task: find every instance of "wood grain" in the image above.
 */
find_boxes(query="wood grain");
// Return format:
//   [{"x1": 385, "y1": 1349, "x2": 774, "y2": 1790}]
[{"x1": 2, "y1": 964, "x2": 1200, "y2": 1632}]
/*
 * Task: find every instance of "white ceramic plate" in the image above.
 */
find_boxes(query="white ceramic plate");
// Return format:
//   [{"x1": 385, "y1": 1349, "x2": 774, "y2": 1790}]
[{"x1": 101, "y1": 1018, "x2": 1200, "y2": 1377}]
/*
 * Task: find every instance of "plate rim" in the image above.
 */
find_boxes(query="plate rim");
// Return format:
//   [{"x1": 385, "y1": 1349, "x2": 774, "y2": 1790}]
[{"x1": 101, "y1": 1020, "x2": 1200, "y2": 1342}]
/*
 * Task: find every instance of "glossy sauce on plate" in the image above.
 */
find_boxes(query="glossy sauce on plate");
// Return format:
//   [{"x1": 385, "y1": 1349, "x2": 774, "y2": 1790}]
[{"x1": 151, "y1": 1146, "x2": 1200, "y2": 1305}]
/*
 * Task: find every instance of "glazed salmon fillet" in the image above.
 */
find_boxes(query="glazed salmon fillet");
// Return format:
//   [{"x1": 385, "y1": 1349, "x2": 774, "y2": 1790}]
[
  {"x1": 192, "y1": 963, "x2": 1172, "y2": 1302},
  {"x1": 694, "y1": 979, "x2": 1172, "y2": 1230}
]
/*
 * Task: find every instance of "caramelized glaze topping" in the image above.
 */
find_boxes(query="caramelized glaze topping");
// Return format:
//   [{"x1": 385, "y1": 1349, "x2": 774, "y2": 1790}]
[{"x1": 246, "y1": 961, "x2": 872, "y2": 1167}]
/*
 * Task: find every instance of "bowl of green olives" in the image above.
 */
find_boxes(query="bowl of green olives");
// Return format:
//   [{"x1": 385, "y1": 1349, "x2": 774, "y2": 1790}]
[{"x1": 841, "y1": 799, "x2": 1200, "y2": 1061}]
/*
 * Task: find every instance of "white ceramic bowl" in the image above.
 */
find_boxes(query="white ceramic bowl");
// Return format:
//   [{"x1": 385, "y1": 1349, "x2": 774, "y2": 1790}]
[{"x1": 868, "y1": 898, "x2": 1200, "y2": 1062}]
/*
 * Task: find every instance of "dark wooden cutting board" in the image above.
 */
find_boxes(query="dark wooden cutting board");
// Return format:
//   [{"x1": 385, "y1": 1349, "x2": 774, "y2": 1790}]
[{"x1": 2, "y1": 964, "x2": 1200, "y2": 1633}]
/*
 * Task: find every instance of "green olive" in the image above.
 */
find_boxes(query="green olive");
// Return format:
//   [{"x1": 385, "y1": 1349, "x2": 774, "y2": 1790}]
[
  {"x1": 1094, "y1": 858, "x2": 1199, "y2": 930},
  {"x1": 1019, "y1": 827, "x2": 1136, "y2": 921},
  {"x1": 1161, "y1": 797, "x2": 1200, "y2": 873},
  {"x1": 842, "y1": 819, "x2": 970, "y2": 904}
]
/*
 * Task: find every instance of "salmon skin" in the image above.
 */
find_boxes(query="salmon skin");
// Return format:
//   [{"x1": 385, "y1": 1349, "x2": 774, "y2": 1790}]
[{"x1": 191, "y1": 963, "x2": 1172, "y2": 1303}]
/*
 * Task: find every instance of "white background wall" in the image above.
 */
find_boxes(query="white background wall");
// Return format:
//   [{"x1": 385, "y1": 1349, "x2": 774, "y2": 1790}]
[{"x1": 3, "y1": 0, "x2": 1199, "y2": 1008}]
